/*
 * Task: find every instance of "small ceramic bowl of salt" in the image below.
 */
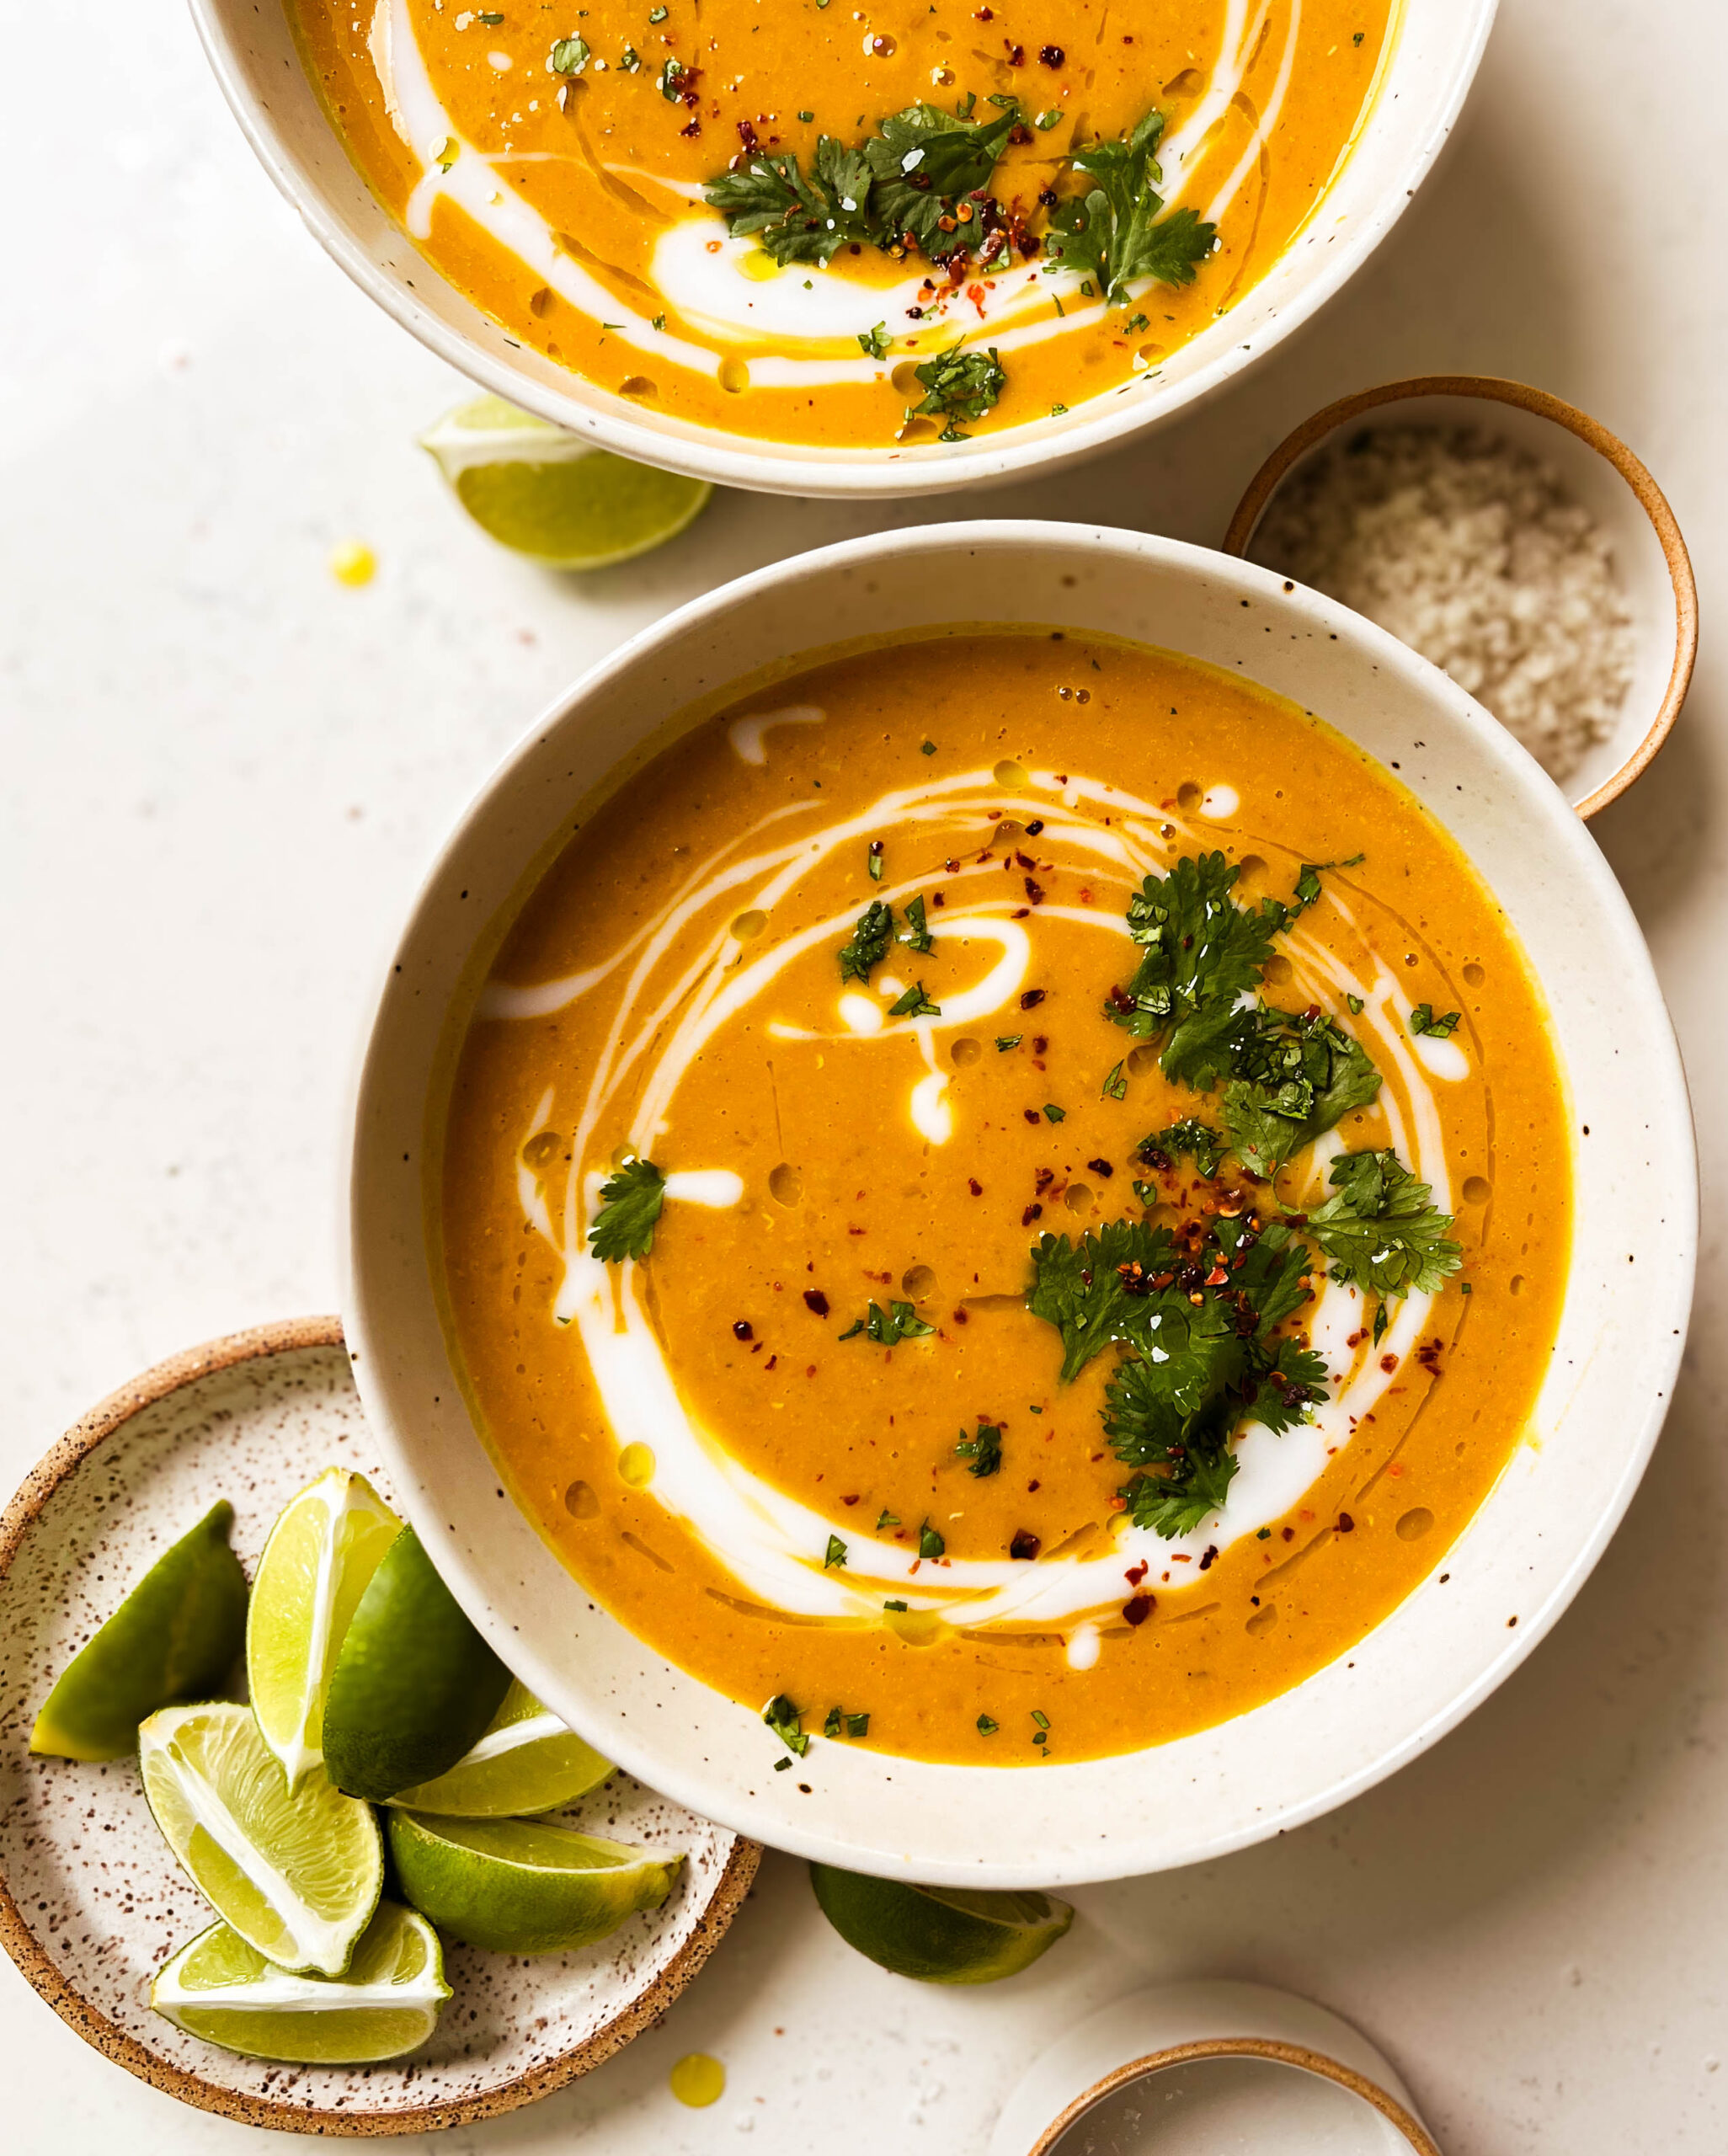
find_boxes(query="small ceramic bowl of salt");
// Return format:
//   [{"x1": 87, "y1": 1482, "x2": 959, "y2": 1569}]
[{"x1": 1223, "y1": 376, "x2": 1697, "y2": 816}]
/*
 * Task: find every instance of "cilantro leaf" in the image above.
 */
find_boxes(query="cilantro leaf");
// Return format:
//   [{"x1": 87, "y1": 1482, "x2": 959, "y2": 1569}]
[
  {"x1": 889, "y1": 981, "x2": 941, "y2": 1018},
  {"x1": 706, "y1": 136, "x2": 874, "y2": 266},
  {"x1": 1107, "y1": 852, "x2": 1278, "y2": 1080},
  {"x1": 918, "y1": 1519, "x2": 945, "y2": 1559},
  {"x1": 586, "y1": 1156, "x2": 665, "y2": 1262},
  {"x1": 843, "y1": 1299, "x2": 936, "y2": 1346},
  {"x1": 763, "y1": 1694, "x2": 809, "y2": 1756},
  {"x1": 1138, "y1": 1117, "x2": 1225, "y2": 1178},
  {"x1": 824, "y1": 1534, "x2": 848, "y2": 1569},
  {"x1": 1122, "y1": 1449, "x2": 1237, "y2": 1540},
  {"x1": 1410, "y1": 1002, "x2": 1461, "y2": 1038},
  {"x1": 1027, "y1": 1217, "x2": 1181, "y2": 1382},
  {"x1": 910, "y1": 345, "x2": 1006, "y2": 440},
  {"x1": 955, "y1": 1422, "x2": 1002, "y2": 1476},
  {"x1": 1246, "y1": 1337, "x2": 1332, "y2": 1433},
  {"x1": 838, "y1": 898, "x2": 894, "y2": 983},
  {"x1": 899, "y1": 894, "x2": 934, "y2": 953},
  {"x1": 863, "y1": 101, "x2": 1021, "y2": 256},
  {"x1": 1302, "y1": 1148, "x2": 1464, "y2": 1297},
  {"x1": 1220, "y1": 1008, "x2": 1382, "y2": 1177},
  {"x1": 1044, "y1": 108, "x2": 1216, "y2": 303}
]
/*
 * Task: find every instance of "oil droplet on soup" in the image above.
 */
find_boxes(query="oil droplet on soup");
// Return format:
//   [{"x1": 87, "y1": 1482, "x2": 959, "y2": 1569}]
[{"x1": 618, "y1": 1444, "x2": 656, "y2": 1487}]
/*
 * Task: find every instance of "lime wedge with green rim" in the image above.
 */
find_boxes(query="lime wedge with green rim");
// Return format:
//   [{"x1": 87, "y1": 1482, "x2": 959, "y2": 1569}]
[
  {"x1": 246, "y1": 1467, "x2": 401, "y2": 1788},
  {"x1": 387, "y1": 1678, "x2": 614, "y2": 1817},
  {"x1": 150, "y1": 1902, "x2": 449, "y2": 2064},
  {"x1": 387, "y1": 1810, "x2": 681, "y2": 1955},
  {"x1": 140, "y1": 1701, "x2": 383, "y2": 1977},
  {"x1": 323, "y1": 1526, "x2": 512, "y2": 1804},
  {"x1": 419, "y1": 395, "x2": 712, "y2": 569},
  {"x1": 30, "y1": 1502, "x2": 247, "y2": 1761},
  {"x1": 808, "y1": 1864, "x2": 1074, "y2": 1983}
]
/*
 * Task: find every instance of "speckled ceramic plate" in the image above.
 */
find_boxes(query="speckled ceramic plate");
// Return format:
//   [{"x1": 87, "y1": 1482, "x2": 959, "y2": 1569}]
[{"x1": 0, "y1": 1317, "x2": 759, "y2": 2137}]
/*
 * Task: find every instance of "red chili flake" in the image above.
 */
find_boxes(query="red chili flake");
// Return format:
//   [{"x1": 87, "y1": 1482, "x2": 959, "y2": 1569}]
[
  {"x1": 1027, "y1": 1477, "x2": 1040, "y2": 1492},
  {"x1": 1086, "y1": 1158, "x2": 1115, "y2": 1179},
  {"x1": 952, "y1": 1307, "x2": 969, "y2": 1325},
  {"x1": 1123, "y1": 1592, "x2": 1154, "y2": 1625},
  {"x1": 1379, "y1": 1353, "x2": 1399, "y2": 1373},
  {"x1": 1337, "y1": 1513, "x2": 1356, "y2": 1534},
  {"x1": 847, "y1": 1225, "x2": 866, "y2": 1235},
  {"x1": 1032, "y1": 1035, "x2": 1048, "y2": 1054},
  {"x1": 1020, "y1": 988, "x2": 1046, "y2": 1009},
  {"x1": 736, "y1": 118, "x2": 760, "y2": 153},
  {"x1": 803, "y1": 1289, "x2": 829, "y2": 1317},
  {"x1": 1003, "y1": 40, "x2": 1025, "y2": 64},
  {"x1": 1039, "y1": 43, "x2": 1064, "y2": 65},
  {"x1": 1107, "y1": 983, "x2": 1137, "y2": 1016},
  {"x1": 1025, "y1": 819, "x2": 1045, "y2": 836},
  {"x1": 968, "y1": 1177, "x2": 983, "y2": 1196},
  {"x1": 1025, "y1": 878, "x2": 1045, "y2": 904},
  {"x1": 973, "y1": 3, "x2": 991, "y2": 15},
  {"x1": 932, "y1": 890, "x2": 945, "y2": 907},
  {"x1": 1346, "y1": 1328, "x2": 1365, "y2": 1348},
  {"x1": 1124, "y1": 1561, "x2": 1148, "y2": 1587},
  {"x1": 1282, "y1": 1525, "x2": 1295, "y2": 1541},
  {"x1": 1023, "y1": 1109, "x2": 1042, "y2": 1126},
  {"x1": 1013, "y1": 907, "x2": 1031, "y2": 919},
  {"x1": 733, "y1": 1320, "x2": 753, "y2": 1340},
  {"x1": 1034, "y1": 1167, "x2": 1055, "y2": 1193},
  {"x1": 765, "y1": 1354, "x2": 777, "y2": 1370},
  {"x1": 1010, "y1": 1529, "x2": 1041, "y2": 1560},
  {"x1": 1014, "y1": 851, "x2": 1037, "y2": 870},
  {"x1": 1021, "y1": 1203, "x2": 1043, "y2": 1225},
  {"x1": 680, "y1": 117, "x2": 701, "y2": 136}
]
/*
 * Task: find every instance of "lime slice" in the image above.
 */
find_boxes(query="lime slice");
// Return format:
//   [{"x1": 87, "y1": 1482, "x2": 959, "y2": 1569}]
[
  {"x1": 387, "y1": 1810, "x2": 681, "y2": 1955},
  {"x1": 30, "y1": 1502, "x2": 247, "y2": 1761},
  {"x1": 808, "y1": 1865, "x2": 1074, "y2": 1983},
  {"x1": 150, "y1": 1902, "x2": 449, "y2": 2064},
  {"x1": 323, "y1": 1526, "x2": 511, "y2": 1805},
  {"x1": 246, "y1": 1467, "x2": 401, "y2": 1789},
  {"x1": 419, "y1": 394, "x2": 712, "y2": 569},
  {"x1": 139, "y1": 1701, "x2": 383, "y2": 1977},
  {"x1": 387, "y1": 1678, "x2": 614, "y2": 1817}
]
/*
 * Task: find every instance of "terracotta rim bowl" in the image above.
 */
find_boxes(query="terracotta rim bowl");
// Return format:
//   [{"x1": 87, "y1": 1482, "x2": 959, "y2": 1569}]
[{"x1": 1222, "y1": 374, "x2": 1699, "y2": 819}]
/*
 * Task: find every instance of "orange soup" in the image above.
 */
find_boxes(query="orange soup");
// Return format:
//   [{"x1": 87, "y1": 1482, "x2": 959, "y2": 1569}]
[
  {"x1": 438, "y1": 628, "x2": 1569, "y2": 1767},
  {"x1": 292, "y1": 0, "x2": 1393, "y2": 446}
]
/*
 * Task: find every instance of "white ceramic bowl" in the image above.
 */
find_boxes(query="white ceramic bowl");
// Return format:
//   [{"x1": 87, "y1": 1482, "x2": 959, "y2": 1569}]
[
  {"x1": 190, "y1": 0, "x2": 1497, "y2": 499},
  {"x1": 345, "y1": 521, "x2": 1695, "y2": 1886}
]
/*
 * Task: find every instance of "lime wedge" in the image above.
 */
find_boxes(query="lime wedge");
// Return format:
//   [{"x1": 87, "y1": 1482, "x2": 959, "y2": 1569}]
[
  {"x1": 419, "y1": 394, "x2": 712, "y2": 569},
  {"x1": 150, "y1": 1902, "x2": 449, "y2": 2064},
  {"x1": 388, "y1": 1678, "x2": 614, "y2": 1817},
  {"x1": 140, "y1": 1701, "x2": 382, "y2": 1977},
  {"x1": 808, "y1": 1865, "x2": 1073, "y2": 1983},
  {"x1": 30, "y1": 1502, "x2": 247, "y2": 1761},
  {"x1": 387, "y1": 1810, "x2": 681, "y2": 1955},
  {"x1": 246, "y1": 1467, "x2": 401, "y2": 1788},
  {"x1": 322, "y1": 1526, "x2": 511, "y2": 1805}
]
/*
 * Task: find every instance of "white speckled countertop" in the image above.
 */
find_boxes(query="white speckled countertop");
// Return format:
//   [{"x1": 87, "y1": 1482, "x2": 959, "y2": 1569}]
[{"x1": 2, "y1": 2, "x2": 1721, "y2": 2148}]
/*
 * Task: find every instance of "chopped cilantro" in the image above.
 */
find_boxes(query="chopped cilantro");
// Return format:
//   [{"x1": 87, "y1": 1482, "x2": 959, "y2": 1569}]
[
  {"x1": 548, "y1": 34, "x2": 589, "y2": 72},
  {"x1": 1106, "y1": 851, "x2": 1278, "y2": 1080},
  {"x1": 705, "y1": 100, "x2": 1022, "y2": 268},
  {"x1": 1139, "y1": 1117, "x2": 1225, "y2": 1178},
  {"x1": 843, "y1": 1299, "x2": 935, "y2": 1346},
  {"x1": 1256, "y1": 1526, "x2": 1272, "y2": 1540},
  {"x1": 1302, "y1": 1149, "x2": 1463, "y2": 1298},
  {"x1": 824, "y1": 1705, "x2": 843, "y2": 1737},
  {"x1": 586, "y1": 1156, "x2": 665, "y2": 1262},
  {"x1": 763, "y1": 1694, "x2": 808, "y2": 1757},
  {"x1": 883, "y1": 1598, "x2": 909, "y2": 1612},
  {"x1": 618, "y1": 43, "x2": 640, "y2": 69},
  {"x1": 920, "y1": 739, "x2": 937, "y2": 755},
  {"x1": 867, "y1": 840, "x2": 884, "y2": 882},
  {"x1": 824, "y1": 1534, "x2": 848, "y2": 1569},
  {"x1": 1049, "y1": 402, "x2": 1068, "y2": 415},
  {"x1": 1219, "y1": 1006, "x2": 1382, "y2": 1177},
  {"x1": 890, "y1": 982, "x2": 941, "y2": 1018},
  {"x1": 658, "y1": 56, "x2": 685, "y2": 99},
  {"x1": 1101, "y1": 1060, "x2": 1128, "y2": 1101},
  {"x1": 857, "y1": 322, "x2": 893, "y2": 359},
  {"x1": 1044, "y1": 108, "x2": 1216, "y2": 302},
  {"x1": 899, "y1": 895, "x2": 934, "y2": 953},
  {"x1": 876, "y1": 1507, "x2": 900, "y2": 1529},
  {"x1": 1031, "y1": 1710, "x2": 1049, "y2": 1730},
  {"x1": 774, "y1": 1755, "x2": 792, "y2": 1769},
  {"x1": 1410, "y1": 1003, "x2": 1461, "y2": 1038},
  {"x1": 955, "y1": 1422, "x2": 1003, "y2": 1476},
  {"x1": 476, "y1": 9, "x2": 504, "y2": 22},
  {"x1": 977, "y1": 1713, "x2": 999, "y2": 1735},
  {"x1": 838, "y1": 898, "x2": 894, "y2": 984},
  {"x1": 910, "y1": 344, "x2": 1007, "y2": 440},
  {"x1": 918, "y1": 1520, "x2": 945, "y2": 1560},
  {"x1": 798, "y1": 108, "x2": 814, "y2": 122},
  {"x1": 1043, "y1": 1102, "x2": 1066, "y2": 1123},
  {"x1": 1124, "y1": 312, "x2": 1149, "y2": 332},
  {"x1": 1346, "y1": 993, "x2": 1365, "y2": 1016},
  {"x1": 648, "y1": 3, "x2": 666, "y2": 16},
  {"x1": 847, "y1": 1710, "x2": 870, "y2": 1737},
  {"x1": 995, "y1": 1034, "x2": 1022, "y2": 1051},
  {"x1": 651, "y1": 312, "x2": 666, "y2": 331}
]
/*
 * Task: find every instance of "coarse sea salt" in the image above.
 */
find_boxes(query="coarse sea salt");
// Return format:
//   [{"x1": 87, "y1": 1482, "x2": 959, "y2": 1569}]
[{"x1": 1249, "y1": 424, "x2": 1636, "y2": 785}]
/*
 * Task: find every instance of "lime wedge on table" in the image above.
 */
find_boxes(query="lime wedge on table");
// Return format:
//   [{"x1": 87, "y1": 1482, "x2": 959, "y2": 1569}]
[
  {"x1": 140, "y1": 1701, "x2": 382, "y2": 1977},
  {"x1": 30, "y1": 1501, "x2": 247, "y2": 1761},
  {"x1": 322, "y1": 1526, "x2": 511, "y2": 1804},
  {"x1": 151, "y1": 1902, "x2": 449, "y2": 2064},
  {"x1": 387, "y1": 1811, "x2": 681, "y2": 1955},
  {"x1": 419, "y1": 395, "x2": 712, "y2": 569},
  {"x1": 246, "y1": 1466, "x2": 401, "y2": 1788},
  {"x1": 808, "y1": 1865, "x2": 1073, "y2": 1984},
  {"x1": 388, "y1": 1678, "x2": 614, "y2": 1817}
]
